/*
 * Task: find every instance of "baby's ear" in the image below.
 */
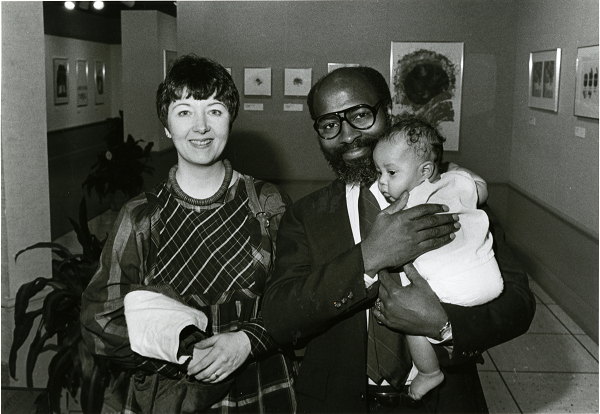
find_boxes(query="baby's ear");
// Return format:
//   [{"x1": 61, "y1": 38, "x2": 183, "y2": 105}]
[{"x1": 420, "y1": 161, "x2": 435, "y2": 181}]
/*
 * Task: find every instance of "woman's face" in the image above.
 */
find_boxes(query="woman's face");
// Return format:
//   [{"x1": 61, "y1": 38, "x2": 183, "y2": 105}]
[{"x1": 166, "y1": 91, "x2": 231, "y2": 170}]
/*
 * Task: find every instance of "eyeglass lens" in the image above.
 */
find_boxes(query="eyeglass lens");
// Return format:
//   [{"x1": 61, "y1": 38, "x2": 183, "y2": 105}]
[{"x1": 315, "y1": 104, "x2": 377, "y2": 139}]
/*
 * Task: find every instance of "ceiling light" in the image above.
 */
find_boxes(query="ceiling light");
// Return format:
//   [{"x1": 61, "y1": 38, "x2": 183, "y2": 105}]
[
  {"x1": 64, "y1": 1, "x2": 75, "y2": 10},
  {"x1": 93, "y1": 1, "x2": 104, "y2": 10}
]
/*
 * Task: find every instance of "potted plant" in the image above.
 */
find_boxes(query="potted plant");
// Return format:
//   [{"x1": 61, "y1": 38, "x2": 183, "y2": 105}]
[
  {"x1": 9, "y1": 198, "x2": 126, "y2": 413},
  {"x1": 82, "y1": 112, "x2": 154, "y2": 211}
]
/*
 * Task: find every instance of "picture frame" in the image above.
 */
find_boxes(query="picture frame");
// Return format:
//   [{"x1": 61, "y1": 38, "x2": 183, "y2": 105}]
[
  {"x1": 574, "y1": 45, "x2": 598, "y2": 119},
  {"x1": 76, "y1": 59, "x2": 88, "y2": 107},
  {"x1": 163, "y1": 50, "x2": 177, "y2": 78},
  {"x1": 53, "y1": 58, "x2": 69, "y2": 105},
  {"x1": 284, "y1": 68, "x2": 312, "y2": 96},
  {"x1": 327, "y1": 63, "x2": 359, "y2": 73},
  {"x1": 390, "y1": 42, "x2": 464, "y2": 151},
  {"x1": 244, "y1": 68, "x2": 272, "y2": 96},
  {"x1": 528, "y1": 48, "x2": 561, "y2": 112},
  {"x1": 94, "y1": 60, "x2": 105, "y2": 105}
]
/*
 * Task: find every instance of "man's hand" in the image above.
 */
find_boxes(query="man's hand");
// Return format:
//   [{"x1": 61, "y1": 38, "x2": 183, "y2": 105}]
[
  {"x1": 186, "y1": 331, "x2": 251, "y2": 383},
  {"x1": 361, "y1": 191, "x2": 460, "y2": 275},
  {"x1": 374, "y1": 264, "x2": 448, "y2": 337}
]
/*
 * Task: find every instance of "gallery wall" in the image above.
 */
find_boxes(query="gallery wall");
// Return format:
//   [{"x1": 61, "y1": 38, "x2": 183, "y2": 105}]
[
  {"x1": 45, "y1": 36, "x2": 124, "y2": 238},
  {"x1": 45, "y1": 35, "x2": 121, "y2": 131},
  {"x1": 177, "y1": 1, "x2": 518, "y2": 184},
  {"x1": 506, "y1": 0, "x2": 598, "y2": 339}
]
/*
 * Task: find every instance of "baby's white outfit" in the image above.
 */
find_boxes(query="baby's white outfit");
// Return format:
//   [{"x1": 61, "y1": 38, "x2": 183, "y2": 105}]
[{"x1": 375, "y1": 170, "x2": 503, "y2": 306}]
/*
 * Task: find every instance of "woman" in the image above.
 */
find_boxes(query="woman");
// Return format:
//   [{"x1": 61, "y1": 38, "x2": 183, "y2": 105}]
[{"x1": 81, "y1": 55, "x2": 296, "y2": 413}]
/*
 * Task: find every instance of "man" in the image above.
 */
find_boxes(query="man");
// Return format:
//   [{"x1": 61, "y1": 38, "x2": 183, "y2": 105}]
[{"x1": 262, "y1": 67, "x2": 535, "y2": 413}]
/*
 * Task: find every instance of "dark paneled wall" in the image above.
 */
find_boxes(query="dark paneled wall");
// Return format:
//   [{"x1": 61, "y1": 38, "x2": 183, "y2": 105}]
[
  {"x1": 48, "y1": 121, "x2": 178, "y2": 239},
  {"x1": 47, "y1": 122, "x2": 111, "y2": 238}
]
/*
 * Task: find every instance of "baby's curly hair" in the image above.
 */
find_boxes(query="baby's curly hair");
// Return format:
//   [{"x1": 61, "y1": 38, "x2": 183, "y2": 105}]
[{"x1": 381, "y1": 113, "x2": 446, "y2": 167}]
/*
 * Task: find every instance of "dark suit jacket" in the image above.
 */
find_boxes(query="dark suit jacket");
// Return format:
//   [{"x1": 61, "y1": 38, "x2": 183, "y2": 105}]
[{"x1": 263, "y1": 179, "x2": 535, "y2": 413}]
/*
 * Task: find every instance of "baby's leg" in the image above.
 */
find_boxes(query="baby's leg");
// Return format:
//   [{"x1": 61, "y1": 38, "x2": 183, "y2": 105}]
[{"x1": 406, "y1": 335, "x2": 444, "y2": 400}]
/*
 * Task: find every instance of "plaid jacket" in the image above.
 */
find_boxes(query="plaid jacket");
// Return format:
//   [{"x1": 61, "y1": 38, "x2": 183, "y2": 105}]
[{"x1": 81, "y1": 170, "x2": 296, "y2": 413}]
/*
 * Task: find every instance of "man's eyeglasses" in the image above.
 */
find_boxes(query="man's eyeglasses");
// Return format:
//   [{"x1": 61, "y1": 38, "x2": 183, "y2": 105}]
[{"x1": 313, "y1": 100, "x2": 385, "y2": 140}]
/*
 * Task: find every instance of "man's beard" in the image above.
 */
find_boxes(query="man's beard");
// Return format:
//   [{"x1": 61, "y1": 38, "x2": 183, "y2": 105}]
[{"x1": 320, "y1": 137, "x2": 378, "y2": 185}]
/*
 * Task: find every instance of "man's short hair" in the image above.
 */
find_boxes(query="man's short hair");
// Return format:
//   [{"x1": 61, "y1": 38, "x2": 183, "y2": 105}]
[
  {"x1": 156, "y1": 54, "x2": 239, "y2": 129},
  {"x1": 382, "y1": 113, "x2": 446, "y2": 167},
  {"x1": 307, "y1": 66, "x2": 392, "y2": 120}
]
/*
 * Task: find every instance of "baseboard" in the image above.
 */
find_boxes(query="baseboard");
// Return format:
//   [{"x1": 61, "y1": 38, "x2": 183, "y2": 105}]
[{"x1": 503, "y1": 183, "x2": 598, "y2": 341}]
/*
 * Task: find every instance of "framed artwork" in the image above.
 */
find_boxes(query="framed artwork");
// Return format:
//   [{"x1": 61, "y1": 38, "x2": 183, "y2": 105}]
[
  {"x1": 95, "y1": 60, "x2": 105, "y2": 105},
  {"x1": 76, "y1": 59, "x2": 88, "y2": 107},
  {"x1": 574, "y1": 45, "x2": 598, "y2": 118},
  {"x1": 528, "y1": 48, "x2": 561, "y2": 112},
  {"x1": 327, "y1": 63, "x2": 359, "y2": 73},
  {"x1": 163, "y1": 50, "x2": 177, "y2": 78},
  {"x1": 244, "y1": 68, "x2": 272, "y2": 96},
  {"x1": 53, "y1": 58, "x2": 69, "y2": 105},
  {"x1": 390, "y1": 42, "x2": 464, "y2": 151},
  {"x1": 284, "y1": 68, "x2": 312, "y2": 96}
]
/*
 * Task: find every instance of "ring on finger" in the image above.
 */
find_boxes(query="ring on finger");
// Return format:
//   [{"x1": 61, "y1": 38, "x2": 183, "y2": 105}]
[{"x1": 375, "y1": 298, "x2": 382, "y2": 311}]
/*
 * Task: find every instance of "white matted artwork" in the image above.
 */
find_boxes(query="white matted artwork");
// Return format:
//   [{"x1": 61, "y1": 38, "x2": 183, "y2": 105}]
[
  {"x1": 76, "y1": 59, "x2": 88, "y2": 107},
  {"x1": 53, "y1": 58, "x2": 69, "y2": 105},
  {"x1": 95, "y1": 60, "x2": 105, "y2": 105},
  {"x1": 528, "y1": 48, "x2": 561, "y2": 112},
  {"x1": 574, "y1": 45, "x2": 598, "y2": 119},
  {"x1": 244, "y1": 68, "x2": 271, "y2": 96},
  {"x1": 327, "y1": 63, "x2": 359, "y2": 73},
  {"x1": 390, "y1": 42, "x2": 464, "y2": 151},
  {"x1": 284, "y1": 68, "x2": 312, "y2": 96}
]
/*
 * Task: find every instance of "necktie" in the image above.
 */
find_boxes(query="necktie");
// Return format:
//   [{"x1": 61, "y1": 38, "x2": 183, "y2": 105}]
[{"x1": 359, "y1": 185, "x2": 412, "y2": 390}]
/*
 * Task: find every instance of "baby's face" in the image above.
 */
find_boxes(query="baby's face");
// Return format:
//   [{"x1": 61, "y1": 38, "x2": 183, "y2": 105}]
[{"x1": 373, "y1": 137, "x2": 425, "y2": 203}]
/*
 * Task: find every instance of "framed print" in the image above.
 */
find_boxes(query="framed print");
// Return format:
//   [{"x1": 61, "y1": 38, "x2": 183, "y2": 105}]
[
  {"x1": 390, "y1": 42, "x2": 464, "y2": 151},
  {"x1": 244, "y1": 68, "x2": 272, "y2": 96},
  {"x1": 327, "y1": 63, "x2": 359, "y2": 73},
  {"x1": 53, "y1": 58, "x2": 69, "y2": 105},
  {"x1": 76, "y1": 59, "x2": 88, "y2": 107},
  {"x1": 284, "y1": 68, "x2": 312, "y2": 96},
  {"x1": 95, "y1": 60, "x2": 105, "y2": 105},
  {"x1": 574, "y1": 45, "x2": 598, "y2": 118},
  {"x1": 163, "y1": 50, "x2": 177, "y2": 78},
  {"x1": 529, "y1": 48, "x2": 561, "y2": 112}
]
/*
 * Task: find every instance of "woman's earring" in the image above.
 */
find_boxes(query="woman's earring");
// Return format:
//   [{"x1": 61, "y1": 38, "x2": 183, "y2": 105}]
[{"x1": 166, "y1": 131, "x2": 171, "y2": 139}]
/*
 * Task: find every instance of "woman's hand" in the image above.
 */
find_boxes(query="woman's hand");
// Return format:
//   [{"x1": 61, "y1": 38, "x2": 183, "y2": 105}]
[{"x1": 186, "y1": 331, "x2": 251, "y2": 383}]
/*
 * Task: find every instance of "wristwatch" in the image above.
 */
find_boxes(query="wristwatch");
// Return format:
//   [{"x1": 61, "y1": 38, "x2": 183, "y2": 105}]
[{"x1": 434, "y1": 320, "x2": 452, "y2": 342}]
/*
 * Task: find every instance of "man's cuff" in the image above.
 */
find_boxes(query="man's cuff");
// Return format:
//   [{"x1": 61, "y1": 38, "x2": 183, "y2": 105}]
[
  {"x1": 364, "y1": 273, "x2": 379, "y2": 288},
  {"x1": 427, "y1": 320, "x2": 453, "y2": 344}
]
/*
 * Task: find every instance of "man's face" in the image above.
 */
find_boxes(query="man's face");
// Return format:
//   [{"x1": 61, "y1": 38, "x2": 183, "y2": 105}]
[{"x1": 312, "y1": 76, "x2": 389, "y2": 185}]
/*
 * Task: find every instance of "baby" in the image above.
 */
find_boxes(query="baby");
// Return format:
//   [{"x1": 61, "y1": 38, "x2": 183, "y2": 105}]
[{"x1": 372, "y1": 113, "x2": 504, "y2": 400}]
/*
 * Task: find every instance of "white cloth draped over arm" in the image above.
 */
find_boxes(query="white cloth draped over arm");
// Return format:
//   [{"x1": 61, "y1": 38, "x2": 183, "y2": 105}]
[{"x1": 124, "y1": 290, "x2": 208, "y2": 364}]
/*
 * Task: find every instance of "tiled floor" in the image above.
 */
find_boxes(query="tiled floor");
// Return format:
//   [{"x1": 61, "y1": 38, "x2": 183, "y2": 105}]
[{"x1": 477, "y1": 278, "x2": 599, "y2": 413}]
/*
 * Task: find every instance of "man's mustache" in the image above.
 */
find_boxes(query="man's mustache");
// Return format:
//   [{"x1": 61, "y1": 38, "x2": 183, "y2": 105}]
[{"x1": 334, "y1": 137, "x2": 377, "y2": 156}]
